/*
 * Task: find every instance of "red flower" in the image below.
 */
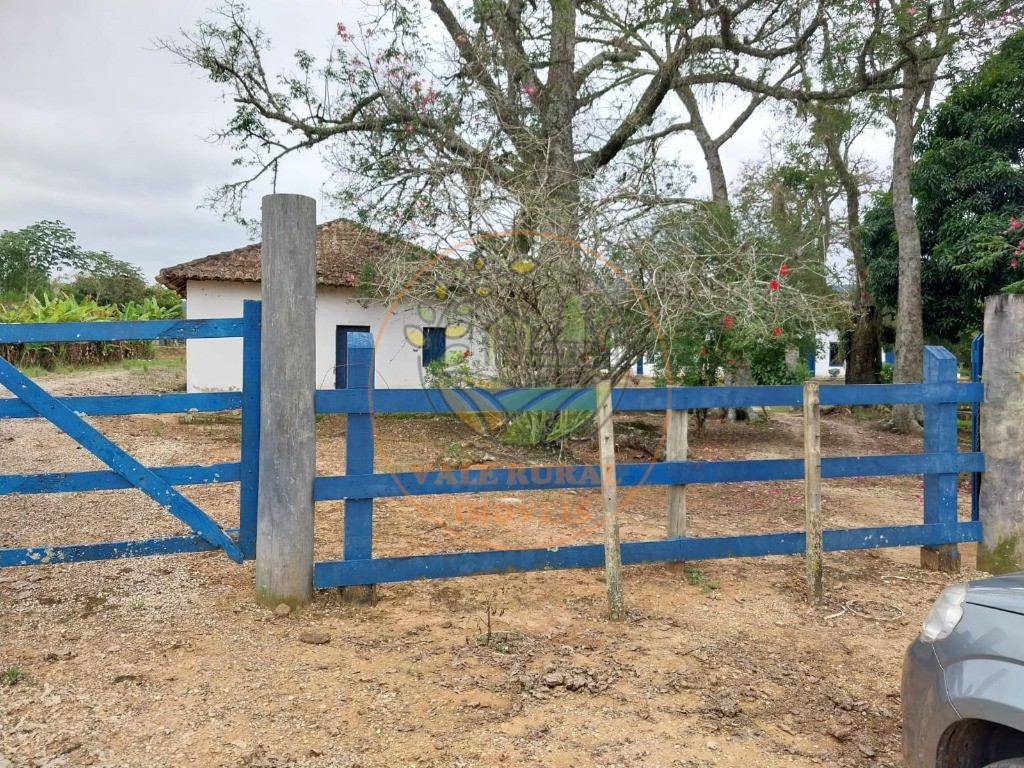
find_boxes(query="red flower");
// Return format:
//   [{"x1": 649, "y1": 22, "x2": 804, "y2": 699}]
[
  {"x1": 773, "y1": 326, "x2": 782, "y2": 337},
  {"x1": 769, "y1": 279, "x2": 779, "y2": 291},
  {"x1": 779, "y1": 264, "x2": 789, "y2": 277},
  {"x1": 729, "y1": 357, "x2": 735, "y2": 364},
  {"x1": 701, "y1": 347, "x2": 707, "y2": 356},
  {"x1": 724, "y1": 315, "x2": 733, "y2": 328},
  {"x1": 1011, "y1": 216, "x2": 1023, "y2": 231},
  {"x1": 463, "y1": 349, "x2": 472, "y2": 358}
]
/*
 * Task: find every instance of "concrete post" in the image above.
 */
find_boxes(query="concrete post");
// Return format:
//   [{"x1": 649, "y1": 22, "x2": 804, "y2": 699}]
[
  {"x1": 254, "y1": 194, "x2": 317, "y2": 608},
  {"x1": 978, "y1": 294, "x2": 1024, "y2": 574}
]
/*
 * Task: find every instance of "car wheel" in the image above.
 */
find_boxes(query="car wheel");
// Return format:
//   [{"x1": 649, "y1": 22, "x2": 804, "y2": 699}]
[{"x1": 984, "y1": 760, "x2": 1024, "y2": 767}]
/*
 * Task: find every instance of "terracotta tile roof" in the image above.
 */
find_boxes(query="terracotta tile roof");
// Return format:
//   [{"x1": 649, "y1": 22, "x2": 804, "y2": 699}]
[{"x1": 157, "y1": 218, "x2": 428, "y2": 296}]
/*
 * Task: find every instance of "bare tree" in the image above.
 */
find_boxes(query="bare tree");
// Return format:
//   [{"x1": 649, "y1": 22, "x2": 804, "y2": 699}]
[{"x1": 162, "y1": 0, "x2": 841, "y2": 387}]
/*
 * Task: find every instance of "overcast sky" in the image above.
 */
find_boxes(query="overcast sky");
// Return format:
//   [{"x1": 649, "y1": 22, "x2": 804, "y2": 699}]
[{"x1": 0, "y1": 2, "x2": 820, "y2": 282}]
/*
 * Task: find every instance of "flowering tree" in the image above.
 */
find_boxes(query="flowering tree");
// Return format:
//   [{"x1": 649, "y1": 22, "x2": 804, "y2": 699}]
[{"x1": 163, "y1": 1, "x2": 885, "y2": 388}]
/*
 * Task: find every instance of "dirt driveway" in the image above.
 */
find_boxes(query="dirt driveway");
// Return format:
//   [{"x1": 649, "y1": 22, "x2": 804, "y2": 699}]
[{"x1": 0, "y1": 367, "x2": 980, "y2": 767}]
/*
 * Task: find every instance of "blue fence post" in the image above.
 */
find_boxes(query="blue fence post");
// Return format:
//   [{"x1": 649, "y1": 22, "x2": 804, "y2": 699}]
[
  {"x1": 922, "y1": 346, "x2": 961, "y2": 572},
  {"x1": 239, "y1": 300, "x2": 262, "y2": 560},
  {"x1": 971, "y1": 333, "x2": 984, "y2": 522},
  {"x1": 342, "y1": 331, "x2": 377, "y2": 603}
]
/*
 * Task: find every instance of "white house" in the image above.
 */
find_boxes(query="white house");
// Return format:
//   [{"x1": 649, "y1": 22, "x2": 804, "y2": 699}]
[
  {"x1": 807, "y1": 329, "x2": 893, "y2": 379},
  {"x1": 158, "y1": 219, "x2": 491, "y2": 392}
]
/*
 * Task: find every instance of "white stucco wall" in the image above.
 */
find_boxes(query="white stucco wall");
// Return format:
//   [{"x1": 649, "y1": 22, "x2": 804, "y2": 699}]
[
  {"x1": 184, "y1": 280, "x2": 492, "y2": 392},
  {"x1": 813, "y1": 329, "x2": 844, "y2": 378}
]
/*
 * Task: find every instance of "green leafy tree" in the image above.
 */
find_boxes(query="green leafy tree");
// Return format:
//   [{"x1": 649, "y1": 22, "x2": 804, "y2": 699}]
[
  {"x1": 60, "y1": 253, "x2": 148, "y2": 307},
  {"x1": 863, "y1": 29, "x2": 1024, "y2": 344},
  {"x1": 144, "y1": 284, "x2": 185, "y2": 315},
  {"x1": 0, "y1": 221, "x2": 86, "y2": 299}
]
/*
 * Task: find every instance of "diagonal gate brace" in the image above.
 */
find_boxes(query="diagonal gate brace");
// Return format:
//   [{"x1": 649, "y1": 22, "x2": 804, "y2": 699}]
[{"x1": 0, "y1": 356, "x2": 244, "y2": 563}]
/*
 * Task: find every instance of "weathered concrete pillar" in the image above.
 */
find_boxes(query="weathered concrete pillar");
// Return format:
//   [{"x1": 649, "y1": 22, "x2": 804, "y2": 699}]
[
  {"x1": 254, "y1": 194, "x2": 317, "y2": 608},
  {"x1": 978, "y1": 294, "x2": 1024, "y2": 574}
]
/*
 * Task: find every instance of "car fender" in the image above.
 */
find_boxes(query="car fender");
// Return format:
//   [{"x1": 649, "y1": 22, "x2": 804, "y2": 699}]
[{"x1": 944, "y1": 657, "x2": 1024, "y2": 730}]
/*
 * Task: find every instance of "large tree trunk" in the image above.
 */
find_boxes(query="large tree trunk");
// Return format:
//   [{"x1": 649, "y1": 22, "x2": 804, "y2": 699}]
[
  {"x1": 821, "y1": 128, "x2": 881, "y2": 385},
  {"x1": 701, "y1": 141, "x2": 729, "y2": 207},
  {"x1": 538, "y1": 0, "x2": 584, "y2": 389},
  {"x1": 846, "y1": 305, "x2": 881, "y2": 385},
  {"x1": 678, "y1": 87, "x2": 729, "y2": 206},
  {"x1": 890, "y1": 66, "x2": 926, "y2": 432}
]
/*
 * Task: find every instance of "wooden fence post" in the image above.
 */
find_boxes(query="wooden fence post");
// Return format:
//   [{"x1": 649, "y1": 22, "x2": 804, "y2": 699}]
[
  {"x1": 596, "y1": 380, "x2": 625, "y2": 621},
  {"x1": 254, "y1": 194, "x2": 317, "y2": 609},
  {"x1": 804, "y1": 380, "x2": 823, "y2": 603},
  {"x1": 921, "y1": 346, "x2": 961, "y2": 573},
  {"x1": 342, "y1": 332, "x2": 377, "y2": 604},
  {"x1": 978, "y1": 295, "x2": 1024, "y2": 573},
  {"x1": 666, "y1": 402, "x2": 688, "y2": 573}
]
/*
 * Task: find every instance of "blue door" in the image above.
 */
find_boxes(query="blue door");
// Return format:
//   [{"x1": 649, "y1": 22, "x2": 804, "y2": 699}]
[
  {"x1": 423, "y1": 327, "x2": 447, "y2": 367},
  {"x1": 336, "y1": 325, "x2": 370, "y2": 388}
]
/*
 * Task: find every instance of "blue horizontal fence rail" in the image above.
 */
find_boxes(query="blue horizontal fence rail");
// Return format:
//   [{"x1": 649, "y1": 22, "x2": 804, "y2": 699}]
[
  {"x1": 314, "y1": 381, "x2": 983, "y2": 414},
  {"x1": 315, "y1": 341, "x2": 985, "y2": 590},
  {"x1": 315, "y1": 523, "x2": 984, "y2": 588},
  {"x1": 0, "y1": 317, "x2": 244, "y2": 343},
  {"x1": 314, "y1": 453, "x2": 984, "y2": 501},
  {"x1": 0, "y1": 313, "x2": 259, "y2": 567}
]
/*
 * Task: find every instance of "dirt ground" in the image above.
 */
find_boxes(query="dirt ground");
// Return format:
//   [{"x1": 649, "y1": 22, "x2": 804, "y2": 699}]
[{"x1": 0, "y1": 364, "x2": 982, "y2": 768}]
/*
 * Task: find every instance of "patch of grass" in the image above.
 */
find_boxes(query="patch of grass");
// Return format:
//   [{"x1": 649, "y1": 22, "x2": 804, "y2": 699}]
[
  {"x1": 441, "y1": 441, "x2": 464, "y2": 466},
  {"x1": 19, "y1": 354, "x2": 184, "y2": 379},
  {"x1": 178, "y1": 411, "x2": 241, "y2": 426},
  {"x1": 474, "y1": 630, "x2": 523, "y2": 654},
  {"x1": 2, "y1": 665, "x2": 23, "y2": 685},
  {"x1": 684, "y1": 565, "x2": 719, "y2": 592},
  {"x1": 377, "y1": 412, "x2": 443, "y2": 422}
]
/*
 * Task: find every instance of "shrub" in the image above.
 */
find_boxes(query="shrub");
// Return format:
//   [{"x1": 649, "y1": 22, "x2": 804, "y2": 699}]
[
  {"x1": 880, "y1": 362, "x2": 894, "y2": 384},
  {"x1": 499, "y1": 409, "x2": 593, "y2": 446},
  {"x1": 0, "y1": 293, "x2": 181, "y2": 370},
  {"x1": 424, "y1": 349, "x2": 478, "y2": 389}
]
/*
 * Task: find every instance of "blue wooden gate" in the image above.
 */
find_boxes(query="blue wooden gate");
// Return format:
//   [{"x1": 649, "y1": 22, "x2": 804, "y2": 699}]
[
  {"x1": 312, "y1": 333, "x2": 985, "y2": 589},
  {"x1": 0, "y1": 301, "x2": 262, "y2": 567},
  {"x1": 0, "y1": 301, "x2": 987, "y2": 588}
]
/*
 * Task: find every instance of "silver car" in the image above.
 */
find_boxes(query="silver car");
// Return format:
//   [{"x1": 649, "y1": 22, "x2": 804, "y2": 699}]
[{"x1": 903, "y1": 574, "x2": 1024, "y2": 767}]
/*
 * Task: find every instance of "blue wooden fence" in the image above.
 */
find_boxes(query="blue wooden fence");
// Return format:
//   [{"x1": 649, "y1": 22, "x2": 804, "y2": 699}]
[
  {"x1": 0, "y1": 310, "x2": 262, "y2": 567},
  {"x1": 0, "y1": 300, "x2": 986, "y2": 592},
  {"x1": 312, "y1": 332, "x2": 984, "y2": 589}
]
